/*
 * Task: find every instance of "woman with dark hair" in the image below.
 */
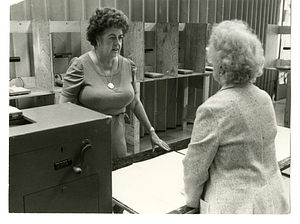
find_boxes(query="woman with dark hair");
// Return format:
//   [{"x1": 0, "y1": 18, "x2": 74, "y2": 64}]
[
  {"x1": 182, "y1": 20, "x2": 289, "y2": 214},
  {"x1": 60, "y1": 7, "x2": 170, "y2": 158}
]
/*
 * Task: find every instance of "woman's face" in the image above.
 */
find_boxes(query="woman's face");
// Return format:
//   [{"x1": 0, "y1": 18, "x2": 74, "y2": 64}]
[{"x1": 96, "y1": 27, "x2": 124, "y2": 60}]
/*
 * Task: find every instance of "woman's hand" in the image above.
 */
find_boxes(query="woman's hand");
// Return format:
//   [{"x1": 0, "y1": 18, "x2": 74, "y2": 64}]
[{"x1": 149, "y1": 131, "x2": 171, "y2": 152}]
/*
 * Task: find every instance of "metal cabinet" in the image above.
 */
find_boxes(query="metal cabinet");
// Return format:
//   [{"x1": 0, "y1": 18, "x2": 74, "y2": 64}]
[{"x1": 9, "y1": 103, "x2": 112, "y2": 213}]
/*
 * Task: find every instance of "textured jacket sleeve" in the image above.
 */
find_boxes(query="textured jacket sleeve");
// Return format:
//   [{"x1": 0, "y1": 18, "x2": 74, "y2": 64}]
[
  {"x1": 182, "y1": 104, "x2": 219, "y2": 208},
  {"x1": 61, "y1": 57, "x2": 84, "y2": 99}
]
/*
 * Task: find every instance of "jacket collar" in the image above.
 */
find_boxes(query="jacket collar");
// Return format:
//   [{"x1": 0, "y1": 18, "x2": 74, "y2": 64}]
[{"x1": 218, "y1": 82, "x2": 251, "y2": 92}]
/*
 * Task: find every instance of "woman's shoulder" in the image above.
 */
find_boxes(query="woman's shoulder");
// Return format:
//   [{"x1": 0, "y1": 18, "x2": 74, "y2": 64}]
[{"x1": 68, "y1": 52, "x2": 92, "y2": 70}]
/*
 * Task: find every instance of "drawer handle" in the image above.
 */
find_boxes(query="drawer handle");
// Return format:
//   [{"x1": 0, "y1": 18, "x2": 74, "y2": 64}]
[{"x1": 73, "y1": 139, "x2": 92, "y2": 174}]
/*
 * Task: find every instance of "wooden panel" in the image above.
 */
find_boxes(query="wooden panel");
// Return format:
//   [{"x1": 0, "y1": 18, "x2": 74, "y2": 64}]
[
  {"x1": 101, "y1": 0, "x2": 116, "y2": 7},
  {"x1": 10, "y1": 21, "x2": 32, "y2": 33},
  {"x1": 30, "y1": 0, "x2": 48, "y2": 20},
  {"x1": 10, "y1": 1, "x2": 32, "y2": 79},
  {"x1": 69, "y1": 1, "x2": 84, "y2": 58},
  {"x1": 131, "y1": 0, "x2": 143, "y2": 21},
  {"x1": 176, "y1": 77, "x2": 185, "y2": 126},
  {"x1": 85, "y1": 0, "x2": 100, "y2": 20},
  {"x1": 242, "y1": 0, "x2": 249, "y2": 23},
  {"x1": 48, "y1": 0, "x2": 68, "y2": 20},
  {"x1": 236, "y1": 0, "x2": 244, "y2": 20},
  {"x1": 230, "y1": 0, "x2": 238, "y2": 19},
  {"x1": 216, "y1": 0, "x2": 224, "y2": 22},
  {"x1": 157, "y1": 0, "x2": 168, "y2": 22},
  {"x1": 278, "y1": 26, "x2": 291, "y2": 34},
  {"x1": 269, "y1": 0, "x2": 275, "y2": 24},
  {"x1": 144, "y1": 0, "x2": 156, "y2": 22},
  {"x1": 190, "y1": 0, "x2": 199, "y2": 23},
  {"x1": 256, "y1": 0, "x2": 263, "y2": 40},
  {"x1": 142, "y1": 82, "x2": 156, "y2": 129},
  {"x1": 284, "y1": 71, "x2": 291, "y2": 128},
  {"x1": 116, "y1": 0, "x2": 131, "y2": 19},
  {"x1": 69, "y1": 0, "x2": 84, "y2": 20},
  {"x1": 156, "y1": 80, "x2": 167, "y2": 131},
  {"x1": 248, "y1": 0, "x2": 254, "y2": 27},
  {"x1": 184, "y1": 23, "x2": 207, "y2": 73},
  {"x1": 49, "y1": 21, "x2": 81, "y2": 33},
  {"x1": 144, "y1": 31, "x2": 156, "y2": 71},
  {"x1": 179, "y1": 0, "x2": 189, "y2": 23},
  {"x1": 31, "y1": 21, "x2": 53, "y2": 90},
  {"x1": 223, "y1": 0, "x2": 231, "y2": 20},
  {"x1": 182, "y1": 77, "x2": 189, "y2": 129},
  {"x1": 168, "y1": 0, "x2": 180, "y2": 22},
  {"x1": 81, "y1": 20, "x2": 93, "y2": 54},
  {"x1": 156, "y1": 23, "x2": 178, "y2": 76},
  {"x1": 10, "y1": 0, "x2": 27, "y2": 20},
  {"x1": 10, "y1": 21, "x2": 33, "y2": 79},
  {"x1": 123, "y1": 22, "x2": 145, "y2": 81},
  {"x1": 199, "y1": 0, "x2": 208, "y2": 23},
  {"x1": 264, "y1": 24, "x2": 279, "y2": 68},
  {"x1": 166, "y1": 79, "x2": 178, "y2": 128},
  {"x1": 207, "y1": 0, "x2": 216, "y2": 23},
  {"x1": 178, "y1": 30, "x2": 185, "y2": 64},
  {"x1": 260, "y1": 0, "x2": 268, "y2": 43}
]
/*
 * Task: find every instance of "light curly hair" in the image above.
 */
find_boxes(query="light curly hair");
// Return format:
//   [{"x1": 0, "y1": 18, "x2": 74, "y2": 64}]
[{"x1": 207, "y1": 20, "x2": 265, "y2": 84}]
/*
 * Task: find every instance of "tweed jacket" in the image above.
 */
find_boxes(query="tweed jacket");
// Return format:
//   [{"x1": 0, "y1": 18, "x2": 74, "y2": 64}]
[{"x1": 182, "y1": 83, "x2": 289, "y2": 214}]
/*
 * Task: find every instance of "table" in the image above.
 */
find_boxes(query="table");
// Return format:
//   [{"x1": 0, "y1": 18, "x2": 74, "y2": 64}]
[
  {"x1": 9, "y1": 87, "x2": 55, "y2": 109},
  {"x1": 112, "y1": 126, "x2": 290, "y2": 214}
]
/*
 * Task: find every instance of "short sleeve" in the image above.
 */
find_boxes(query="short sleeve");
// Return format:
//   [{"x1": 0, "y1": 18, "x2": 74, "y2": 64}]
[{"x1": 61, "y1": 57, "x2": 84, "y2": 99}]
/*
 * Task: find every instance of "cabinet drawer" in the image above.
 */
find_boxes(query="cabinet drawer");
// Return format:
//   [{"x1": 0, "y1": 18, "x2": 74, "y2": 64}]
[{"x1": 24, "y1": 175, "x2": 99, "y2": 213}]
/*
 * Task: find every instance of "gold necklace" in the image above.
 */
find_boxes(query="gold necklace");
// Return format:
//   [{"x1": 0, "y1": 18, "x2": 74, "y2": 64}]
[{"x1": 95, "y1": 50, "x2": 115, "y2": 90}]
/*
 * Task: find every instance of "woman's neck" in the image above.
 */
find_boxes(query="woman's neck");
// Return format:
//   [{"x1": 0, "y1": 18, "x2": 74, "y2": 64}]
[{"x1": 94, "y1": 49, "x2": 117, "y2": 71}]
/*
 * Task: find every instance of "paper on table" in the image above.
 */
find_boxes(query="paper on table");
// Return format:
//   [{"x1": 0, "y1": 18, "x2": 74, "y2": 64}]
[
  {"x1": 275, "y1": 126, "x2": 290, "y2": 162},
  {"x1": 112, "y1": 152, "x2": 186, "y2": 214}
]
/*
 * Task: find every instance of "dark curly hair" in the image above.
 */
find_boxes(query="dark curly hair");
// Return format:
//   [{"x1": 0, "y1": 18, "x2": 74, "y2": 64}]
[{"x1": 86, "y1": 7, "x2": 129, "y2": 47}]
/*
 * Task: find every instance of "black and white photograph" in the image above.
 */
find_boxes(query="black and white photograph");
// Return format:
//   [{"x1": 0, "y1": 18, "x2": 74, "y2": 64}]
[{"x1": 3, "y1": 0, "x2": 298, "y2": 222}]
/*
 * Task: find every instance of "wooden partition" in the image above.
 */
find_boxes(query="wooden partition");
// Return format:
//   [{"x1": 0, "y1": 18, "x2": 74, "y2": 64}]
[
  {"x1": 10, "y1": 21, "x2": 53, "y2": 90},
  {"x1": 140, "y1": 23, "x2": 210, "y2": 134},
  {"x1": 10, "y1": 20, "x2": 92, "y2": 89}
]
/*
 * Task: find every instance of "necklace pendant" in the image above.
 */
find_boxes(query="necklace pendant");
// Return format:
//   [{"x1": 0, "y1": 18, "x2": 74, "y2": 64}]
[{"x1": 108, "y1": 83, "x2": 115, "y2": 89}]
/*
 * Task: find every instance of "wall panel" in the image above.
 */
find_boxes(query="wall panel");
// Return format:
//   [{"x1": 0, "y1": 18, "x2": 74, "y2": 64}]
[
  {"x1": 168, "y1": 0, "x2": 180, "y2": 22},
  {"x1": 116, "y1": 0, "x2": 131, "y2": 19},
  {"x1": 101, "y1": 0, "x2": 116, "y2": 7},
  {"x1": 131, "y1": 0, "x2": 143, "y2": 21},
  {"x1": 230, "y1": 0, "x2": 238, "y2": 19},
  {"x1": 223, "y1": 0, "x2": 230, "y2": 20},
  {"x1": 179, "y1": 0, "x2": 189, "y2": 22},
  {"x1": 157, "y1": 0, "x2": 168, "y2": 22},
  {"x1": 85, "y1": 0, "x2": 100, "y2": 19},
  {"x1": 10, "y1": 0, "x2": 284, "y2": 87},
  {"x1": 198, "y1": 0, "x2": 208, "y2": 23},
  {"x1": 216, "y1": 0, "x2": 224, "y2": 22},
  {"x1": 190, "y1": 0, "x2": 199, "y2": 23}
]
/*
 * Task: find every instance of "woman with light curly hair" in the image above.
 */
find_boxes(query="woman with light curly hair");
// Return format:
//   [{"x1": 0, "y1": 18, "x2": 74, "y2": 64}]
[{"x1": 182, "y1": 20, "x2": 289, "y2": 214}]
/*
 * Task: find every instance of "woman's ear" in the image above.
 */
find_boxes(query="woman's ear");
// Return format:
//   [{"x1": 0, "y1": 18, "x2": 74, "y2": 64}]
[{"x1": 219, "y1": 66, "x2": 226, "y2": 76}]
